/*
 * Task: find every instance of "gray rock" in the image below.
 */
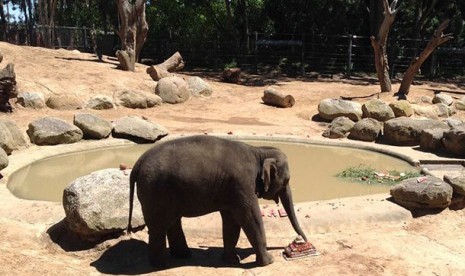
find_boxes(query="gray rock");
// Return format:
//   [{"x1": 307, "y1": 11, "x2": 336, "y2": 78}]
[
  {"x1": 318, "y1": 99, "x2": 363, "y2": 122},
  {"x1": 389, "y1": 100, "x2": 413, "y2": 117},
  {"x1": 188, "y1": 76, "x2": 213, "y2": 97},
  {"x1": 322, "y1": 116, "x2": 355, "y2": 138},
  {"x1": 348, "y1": 118, "x2": 382, "y2": 142},
  {"x1": 420, "y1": 96, "x2": 433, "y2": 104},
  {"x1": 442, "y1": 124, "x2": 465, "y2": 156},
  {"x1": 432, "y1": 93, "x2": 454, "y2": 106},
  {"x1": 455, "y1": 96, "x2": 465, "y2": 111},
  {"x1": 63, "y1": 168, "x2": 144, "y2": 239},
  {"x1": 443, "y1": 117, "x2": 463, "y2": 128},
  {"x1": 112, "y1": 115, "x2": 168, "y2": 143},
  {"x1": 413, "y1": 103, "x2": 455, "y2": 119},
  {"x1": 73, "y1": 113, "x2": 112, "y2": 139},
  {"x1": 390, "y1": 175, "x2": 453, "y2": 210},
  {"x1": 46, "y1": 94, "x2": 83, "y2": 110},
  {"x1": 0, "y1": 147, "x2": 8, "y2": 170},
  {"x1": 419, "y1": 129, "x2": 446, "y2": 152},
  {"x1": 16, "y1": 92, "x2": 46, "y2": 109},
  {"x1": 86, "y1": 95, "x2": 115, "y2": 110},
  {"x1": 27, "y1": 117, "x2": 83, "y2": 145},
  {"x1": 435, "y1": 103, "x2": 455, "y2": 118},
  {"x1": 155, "y1": 76, "x2": 190, "y2": 104},
  {"x1": 383, "y1": 117, "x2": 449, "y2": 146},
  {"x1": 362, "y1": 99, "x2": 395, "y2": 122},
  {"x1": 114, "y1": 90, "x2": 162, "y2": 109},
  {"x1": 443, "y1": 175, "x2": 465, "y2": 196},
  {"x1": 0, "y1": 119, "x2": 28, "y2": 154}
]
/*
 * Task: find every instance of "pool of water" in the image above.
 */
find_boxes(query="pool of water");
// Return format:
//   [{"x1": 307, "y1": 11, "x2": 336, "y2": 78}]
[{"x1": 7, "y1": 139, "x2": 418, "y2": 202}]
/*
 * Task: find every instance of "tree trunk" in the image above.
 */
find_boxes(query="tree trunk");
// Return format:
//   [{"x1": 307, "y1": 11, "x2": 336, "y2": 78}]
[
  {"x1": 0, "y1": 1, "x2": 6, "y2": 41},
  {"x1": 398, "y1": 20, "x2": 453, "y2": 96},
  {"x1": 146, "y1": 52, "x2": 185, "y2": 81},
  {"x1": 115, "y1": 0, "x2": 148, "y2": 71},
  {"x1": 369, "y1": 0, "x2": 398, "y2": 92}
]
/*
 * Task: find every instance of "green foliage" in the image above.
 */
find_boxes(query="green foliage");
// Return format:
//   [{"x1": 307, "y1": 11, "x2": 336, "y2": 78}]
[
  {"x1": 336, "y1": 165, "x2": 421, "y2": 185},
  {"x1": 223, "y1": 59, "x2": 238, "y2": 69}
]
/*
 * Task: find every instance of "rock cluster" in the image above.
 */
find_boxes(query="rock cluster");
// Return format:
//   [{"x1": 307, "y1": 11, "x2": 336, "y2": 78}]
[
  {"x1": 390, "y1": 174, "x2": 465, "y2": 211},
  {"x1": 0, "y1": 114, "x2": 168, "y2": 170},
  {"x1": 319, "y1": 93, "x2": 465, "y2": 156}
]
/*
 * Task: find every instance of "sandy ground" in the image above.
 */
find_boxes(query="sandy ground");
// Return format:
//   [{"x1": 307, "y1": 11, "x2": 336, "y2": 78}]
[{"x1": 1, "y1": 42, "x2": 465, "y2": 275}]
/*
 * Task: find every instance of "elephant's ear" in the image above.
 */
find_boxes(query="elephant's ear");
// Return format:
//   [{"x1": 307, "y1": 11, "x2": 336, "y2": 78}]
[{"x1": 261, "y1": 158, "x2": 277, "y2": 193}]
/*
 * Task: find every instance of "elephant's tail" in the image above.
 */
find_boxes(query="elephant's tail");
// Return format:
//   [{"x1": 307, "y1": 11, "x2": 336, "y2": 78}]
[{"x1": 127, "y1": 165, "x2": 139, "y2": 234}]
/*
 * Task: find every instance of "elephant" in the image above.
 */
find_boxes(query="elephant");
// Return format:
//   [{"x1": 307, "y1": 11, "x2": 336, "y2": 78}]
[{"x1": 128, "y1": 135, "x2": 307, "y2": 267}]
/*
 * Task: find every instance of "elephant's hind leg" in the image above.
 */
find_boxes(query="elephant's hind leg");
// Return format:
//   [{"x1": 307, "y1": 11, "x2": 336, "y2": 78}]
[
  {"x1": 220, "y1": 210, "x2": 241, "y2": 264},
  {"x1": 167, "y1": 219, "x2": 191, "y2": 258}
]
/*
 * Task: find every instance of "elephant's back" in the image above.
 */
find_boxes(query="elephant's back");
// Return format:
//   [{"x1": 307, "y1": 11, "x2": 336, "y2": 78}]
[{"x1": 133, "y1": 135, "x2": 258, "y2": 190}]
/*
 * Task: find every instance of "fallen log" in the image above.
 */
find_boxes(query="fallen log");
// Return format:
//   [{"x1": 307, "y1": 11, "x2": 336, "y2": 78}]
[
  {"x1": 262, "y1": 87, "x2": 295, "y2": 108},
  {"x1": 146, "y1": 52, "x2": 184, "y2": 81}
]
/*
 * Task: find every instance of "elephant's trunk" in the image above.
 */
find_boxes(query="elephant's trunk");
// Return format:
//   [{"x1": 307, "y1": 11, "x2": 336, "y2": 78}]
[{"x1": 279, "y1": 185, "x2": 307, "y2": 242}]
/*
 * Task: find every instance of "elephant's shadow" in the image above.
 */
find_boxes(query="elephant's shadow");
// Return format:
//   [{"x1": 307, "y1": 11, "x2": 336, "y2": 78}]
[
  {"x1": 90, "y1": 238, "x2": 266, "y2": 274},
  {"x1": 47, "y1": 220, "x2": 281, "y2": 273}
]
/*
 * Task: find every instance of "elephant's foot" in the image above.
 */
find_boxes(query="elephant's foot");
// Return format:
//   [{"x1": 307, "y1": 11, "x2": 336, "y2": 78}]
[
  {"x1": 222, "y1": 251, "x2": 241, "y2": 265},
  {"x1": 256, "y1": 252, "x2": 274, "y2": 266},
  {"x1": 170, "y1": 247, "x2": 192, "y2": 259}
]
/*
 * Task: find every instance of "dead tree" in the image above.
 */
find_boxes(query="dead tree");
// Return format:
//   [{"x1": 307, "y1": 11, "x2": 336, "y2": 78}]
[
  {"x1": 115, "y1": 0, "x2": 148, "y2": 71},
  {"x1": 369, "y1": 0, "x2": 398, "y2": 92},
  {"x1": 0, "y1": 63, "x2": 17, "y2": 113},
  {"x1": 146, "y1": 52, "x2": 185, "y2": 81},
  {"x1": 398, "y1": 20, "x2": 453, "y2": 97}
]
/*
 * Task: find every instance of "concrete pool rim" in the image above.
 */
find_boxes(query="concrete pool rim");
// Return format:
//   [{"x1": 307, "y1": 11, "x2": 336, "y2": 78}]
[
  {"x1": 3, "y1": 133, "x2": 446, "y2": 233},
  {"x1": 2, "y1": 133, "x2": 423, "y2": 187}
]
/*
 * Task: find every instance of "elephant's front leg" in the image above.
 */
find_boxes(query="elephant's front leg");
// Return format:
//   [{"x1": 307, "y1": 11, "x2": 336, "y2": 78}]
[
  {"x1": 234, "y1": 204, "x2": 274, "y2": 266},
  {"x1": 220, "y1": 210, "x2": 241, "y2": 264},
  {"x1": 167, "y1": 219, "x2": 191, "y2": 258}
]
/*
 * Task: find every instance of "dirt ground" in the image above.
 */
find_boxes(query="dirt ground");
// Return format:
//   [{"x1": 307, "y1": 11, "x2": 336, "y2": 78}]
[{"x1": 1, "y1": 42, "x2": 465, "y2": 275}]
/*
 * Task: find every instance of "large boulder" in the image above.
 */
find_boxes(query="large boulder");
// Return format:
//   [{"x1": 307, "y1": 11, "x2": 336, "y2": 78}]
[
  {"x1": 318, "y1": 99, "x2": 363, "y2": 122},
  {"x1": 73, "y1": 113, "x2": 112, "y2": 139},
  {"x1": 114, "y1": 90, "x2": 162, "y2": 109},
  {"x1": 455, "y1": 96, "x2": 465, "y2": 111},
  {"x1": 389, "y1": 100, "x2": 413, "y2": 117},
  {"x1": 27, "y1": 117, "x2": 83, "y2": 145},
  {"x1": 85, "y1": 95, "x2": 115, "y2": 110},
  {"x1": 383, "y1": 117, "x2": 449, "y2": 146},
  {"x1": 155, "y1": 76, "x2": 190, "y2": 104},
  {"x1": 442, "y1": 124, "x2": 465, "y2": 156},
  {"x1": 0, "y1": 147, "x2": 8, "y2": 170},
  {"x1": 322, "y1": 116, "x2": 355, "y2": 138},
  {"x1": 46, "y1": 94, "x2": 83, "y2": 110},
  {"x1": 63, "y1": 168, "x2": 145, "y2": 240},
  {"x1": 443, "y1": 175, "x2": 465, "y2": 196},
  {"x1": 188, "y1": 76, "x2": 213, "y2": 97},
  {"x1": 390, "y1": 176, "x2": 453, "y2": 210},
  {"x1": 432, "y1": 93, "x2": 454, "y2": 106},
  {"x1": 443, "y1": 117, "x2": 463, "y2": 128},
  {"x1": 362, "y1": 99, "x2": 394, "y2": 122},
  {"x1": 112, "y1": 115, "x2": 168, "y2": 143},
  {"x1": 419, "y1": 129, "x2": 446, "y2": 152},
  {"x1": 0, "y1": 119, "x2": 28, "y2": 154},
  {"x1": 16, "y1": 92, "x2": 46, "y2": 109},
  {"x1": 444, "y1": 174, "x2": 465, "y2": 210},
  {"x1": 412, "y1": 103, "x2": 455, "y2": 119},
  {"x1": 348, "y1": 118, "x2": 383, "y2": 142}
]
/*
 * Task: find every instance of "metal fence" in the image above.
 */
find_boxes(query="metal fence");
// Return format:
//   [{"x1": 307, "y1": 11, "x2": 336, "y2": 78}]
[
  {"x1": 147, "y1": 32, "x2": 465, "y2": 78},
  {"x1": 4, "y1": 24, "x2": 465, "y2": 78}
]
